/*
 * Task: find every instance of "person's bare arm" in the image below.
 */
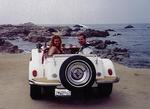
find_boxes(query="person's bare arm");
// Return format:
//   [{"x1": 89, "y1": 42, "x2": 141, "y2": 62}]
[{"x1": 48, "y1": 46, "x2": 57, "y2": 56}]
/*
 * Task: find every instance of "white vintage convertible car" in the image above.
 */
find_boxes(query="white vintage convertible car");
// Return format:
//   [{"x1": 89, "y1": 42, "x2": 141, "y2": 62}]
[{"x1": 29, "y1": 45, "x2": 119, "y2": 99}]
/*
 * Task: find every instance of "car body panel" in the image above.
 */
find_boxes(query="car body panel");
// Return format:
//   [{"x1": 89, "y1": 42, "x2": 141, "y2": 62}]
[{"x1": 29, "y1": 48, "x2": 119, "y2": 86}]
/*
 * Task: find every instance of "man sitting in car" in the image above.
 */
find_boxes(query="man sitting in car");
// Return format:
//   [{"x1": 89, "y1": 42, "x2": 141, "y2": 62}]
[{"x1": 77, "y1": 33, "x2": 93, "y2": 54}]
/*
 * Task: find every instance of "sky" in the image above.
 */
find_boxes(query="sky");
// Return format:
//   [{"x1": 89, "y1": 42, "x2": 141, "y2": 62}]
[{"x1": 0, "y1": 0, "x2": 150, "y2": 24}]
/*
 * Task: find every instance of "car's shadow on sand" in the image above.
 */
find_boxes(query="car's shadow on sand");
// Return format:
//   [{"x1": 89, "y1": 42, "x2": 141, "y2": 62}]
[
  {"x1": 42, "y1": 95, "x2": 111, "y2": 106},
  {"x1": 38, "y1": 89, "x2": 127, "y2": 107}
]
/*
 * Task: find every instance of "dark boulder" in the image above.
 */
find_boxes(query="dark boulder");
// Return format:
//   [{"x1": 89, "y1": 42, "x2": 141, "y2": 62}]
[
  {"x1": 72, "y1": 27, "x2": 81, "y2": 32},
  {"x1": 0, "y1": 24, "x2": 14, "y2": 28},
  {"x1": 112, "y1": 47, "x2": 129, "y2": 58},
  {"x1": 83, "y1": 29, "x2": 109, "y2": 37},
  {"x1": 105, "y1": 40, "x2": 117, "y2": 45},
  {"x1": 111, "y1": 55, "x2": 124, "y2": 61},
  {"x1": 0, "y1": 39, "x2": 23, "y2": 53},
  {"x1": 113, "y1": 47, "x2": 128, "y2": 52},
  {"x1": 0, "y1": 38, "x2": 5, "y2": 46},
  {"x1": 0, "y1": 27, "x2": 30, "y2": 39},
  {"x1": 95, "y1": 42, "x2": 107, "y2": 49},
  {"x1": 47, "y1": 28, "x2": 57, "y2": 33},
  {"x1": 88, "y1": 40, "x2": 103, "y2": 46},
  {"x1": 72, "y1": 25, "x2": 84, "y2": 32},
  {"x1": 2, "y1": 41, "x2": 13, "y2": 47},
  {"x1": 88, "y1": 40, "x2": 117, "y2": 49},
  {"x1": 105, "y1": 29, "x2": 115, "y2": 32},
  {"x1": 51, "y1": 26, "x2": 73, "y2": 36},
  {"x1": 23, "y1": 29, "x2": 30, "y2": 36},
  {"x1": 7, "y1": 37, "x2": 18, "y2": 40},
  {"x1": 91, "y1": 40, "x2": 107, "y2": 49},
  {"x1": 7, "y1": 45, "x2": 23, "y2": 53},
  {"x1": 19, "y1": 22, "x2": 36, "y2": 27},
  {"x1": 22, "y1": 37, "x2": 29, "y2": 41},
  {"x1": 113, "y1": 33, "x2": 122, "y2": 36},
  {"x1": 73, "y1": 25, "x2": 83, "y2": 28},
  {"x1": 125, "y1": 25, "x2": 134, "y2": 29},
  {"x1": 29, "y1": 36, "x2": 47, "y2": 43}
]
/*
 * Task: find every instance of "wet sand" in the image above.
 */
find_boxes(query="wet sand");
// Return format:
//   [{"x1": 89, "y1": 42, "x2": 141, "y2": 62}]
[{"x1": 0, "y1": 53, "x2": 150, "y2": 109}]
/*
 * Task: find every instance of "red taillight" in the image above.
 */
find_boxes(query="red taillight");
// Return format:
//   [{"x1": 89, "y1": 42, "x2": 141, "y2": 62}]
[
  {"x1": 32, "y1": 70, "x2": 37, "y2": 77},
  {"x1": 108, "y1": 69, "x2": 113, "y2": 75}
]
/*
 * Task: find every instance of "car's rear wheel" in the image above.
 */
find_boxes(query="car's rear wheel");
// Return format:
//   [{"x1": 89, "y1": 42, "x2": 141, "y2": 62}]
[
  {"x1": 59, "y1": 55, "x2": 96, "y2": 91},
  {"x1": 30, "y1": 85, "x2": 42, "y2": 99},
  {"x1": 98, "y1": 83, "x2": 113, "y2": 97}
]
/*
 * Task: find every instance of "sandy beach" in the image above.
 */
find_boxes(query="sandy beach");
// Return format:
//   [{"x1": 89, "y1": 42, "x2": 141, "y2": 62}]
[{"x1": 0, "y1": 53, "x2": 150, "y2": 109}]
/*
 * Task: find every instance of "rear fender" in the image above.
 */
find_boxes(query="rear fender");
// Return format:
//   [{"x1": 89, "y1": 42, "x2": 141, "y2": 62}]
[
  {"x1": 101, "y1": 59, "x2": 116, "y2": 77},
  {"x1": 29, "y1": 49, "x2": 44, "y2": 80}
]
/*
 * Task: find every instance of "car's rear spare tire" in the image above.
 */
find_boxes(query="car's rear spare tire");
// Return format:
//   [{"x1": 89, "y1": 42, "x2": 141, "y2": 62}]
[{"x1": 59, "y1": 55, "x2": 96, "y2": 91}]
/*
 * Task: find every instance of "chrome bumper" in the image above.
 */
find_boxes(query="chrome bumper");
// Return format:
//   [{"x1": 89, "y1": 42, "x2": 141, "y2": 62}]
[
  {"x1": 29, "y1": 77, "x2": 61, "y2": 86},
  {"x1": 29, "y1": 76, "x2": 120, "y2": 86},
  {"x1": 96, "y1": 76, "x2": 120, "y2": 83}
]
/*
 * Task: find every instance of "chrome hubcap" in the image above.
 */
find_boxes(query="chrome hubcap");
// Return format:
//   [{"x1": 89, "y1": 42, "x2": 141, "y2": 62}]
[
  {"x1": 65, "y1": 60, "x2": 92, "y2": 87},
  {"x1": 71, "y1": 68, "x2": 84, "y2": 80}
]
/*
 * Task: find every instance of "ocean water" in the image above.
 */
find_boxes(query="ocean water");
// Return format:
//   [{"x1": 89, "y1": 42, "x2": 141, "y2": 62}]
[
  {"x1": 8, "y1": 23, "x2": 150, "y2": 68},
  {"x1": 87, "y1": 23, "x2": 150, "y2": 68}
]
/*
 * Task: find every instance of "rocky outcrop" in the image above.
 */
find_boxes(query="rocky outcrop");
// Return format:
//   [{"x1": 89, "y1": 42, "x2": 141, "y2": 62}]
[
  {"x1": 106, "y1": 29, "x2": 115, "y2": 32},
  {"x1": 0, "y1": 38, "x2": 23, "y2": 53},
  {"x1": 73, "y1": 25, "x2": 83, "y2": 28},
  {"x1": 88, "y1": 40, "x2": 106, "y2": 49},
  {"x1": 72, "y1": 25, "x2": 84, "y2": 32},
  {"x1": 95, "y1": 47, "x2": 129, "y2": 62},
  {"x1": 0, "y1": 23, "x2": 110, "y2": 43},
  {"x1": 0, "y1": 38, "x2": 5, "y2": 46},
  {"x1": 0, "y1": 23, "x2": 130, "y2": 61},
  {"x1": 125, "y1": 25, "x2": 134, "y2": 29},
  {"x1": 47, "y1": 28, "x2": 57, "y2": 33},
  {"x1": 105, "y1": 40, "x2": 117, "y2": 45},
  {"x1": 83, "y1": 29, "x2": 109, "y2": 37},
  {"x1": 7, "y1": 45, "x2": 24, "y2": 53},
  {"x1": 88, "y1": 39, "x2": 129, "y2": 61},
  {"x1": 19, "y1": 22, "x2": 36, "y2": 27},
  {"x1": 113, "y1": 33, "x2": 122, "y2": 36},
  {"x1": 56, "y1": 26, "x2": 72, "y2": 36},
  {"x1": 88, "y1": 40, "x2": 117, "y2": 49},
  {"x1": 27, "y1": 30, "x2": 51, "y2": 43}
]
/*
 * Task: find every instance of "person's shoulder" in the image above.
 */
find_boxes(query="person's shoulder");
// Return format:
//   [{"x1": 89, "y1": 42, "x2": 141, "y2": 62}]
[
  {"x1": 85, "y1": 43, "x2": 90, "y2": 46},
  {"x1": 48, "y1": 46, "x2": 57, "y2": 56},
  {"x1": 80, "y1": 44, "x2": 93, "y2": 54},
  {"x1": 50, "y1": 46, "x2": 57, "y2": 50},
  {"x1": 49, "y1": 46, "x2": 57, "y2": 53}
]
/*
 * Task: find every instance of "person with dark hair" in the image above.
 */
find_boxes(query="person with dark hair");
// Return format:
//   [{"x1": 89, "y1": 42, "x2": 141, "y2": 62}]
[
  {"x1": 48, "y1": 35, "x2": 63, "y2": 56},
  {"x1": 77, "y1": 33, "x2": 93, "y2": 54}
]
